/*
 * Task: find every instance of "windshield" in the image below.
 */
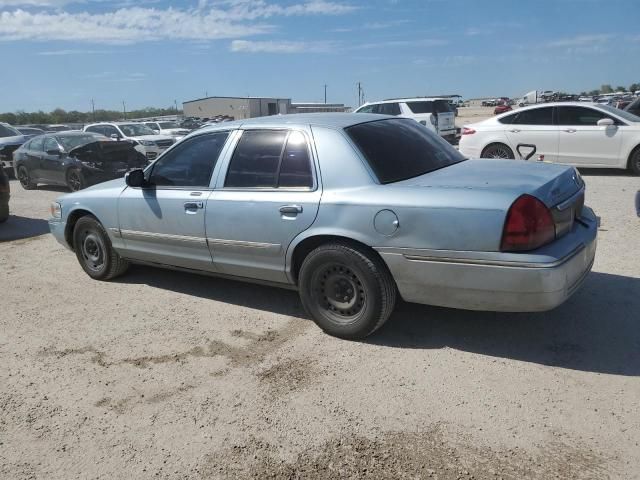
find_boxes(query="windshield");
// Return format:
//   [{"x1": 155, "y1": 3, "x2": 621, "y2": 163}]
[
  {"x1": 159, "y1": 122, "x2": 179, "y2": 129},
  {"x1": 598, "y1": 104, "x2": 640, "y2": 123},
  {"x1": 56, "y1": 134, "x2": 104, "y2": 151},
  {"x1": 119, "y1": 123, "x2": 155, "y2": 136},
  {"x1": 346, "y1": 118, "x2": 466, "y2": 184},
  {"x1": 0, "y1": 124, "x2": 21, "y2": 138}
]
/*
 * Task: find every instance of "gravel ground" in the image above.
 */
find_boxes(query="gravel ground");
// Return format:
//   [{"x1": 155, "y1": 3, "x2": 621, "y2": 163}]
[{"x1": 1, "y1": 167, "x2": 639, "y2": 479}]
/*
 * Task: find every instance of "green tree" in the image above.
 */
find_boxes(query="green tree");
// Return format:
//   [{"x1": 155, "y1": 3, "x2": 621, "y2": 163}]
[
  {"x1": 600, "y1": 84, "x2": 613, "y2": 94},
  {"x1": 615, "y1": 86, "x2": 626, "y2": 93},
  {"x1": 629, "y1": 83, "x2": 640, "y2": 93}
]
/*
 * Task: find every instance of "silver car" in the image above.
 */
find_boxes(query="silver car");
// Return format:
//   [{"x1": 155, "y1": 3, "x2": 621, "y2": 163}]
[{"x1": 49, "y1": 114, "x2": 597, "y2": 339}]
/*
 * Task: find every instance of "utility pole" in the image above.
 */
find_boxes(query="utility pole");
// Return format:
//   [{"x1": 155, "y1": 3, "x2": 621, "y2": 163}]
[
  {"x1": 357, "y1": 82, "x2": 362, "y2": 106},
  {"x1": 324, "y1": 84, "x2": 327, "y2": 104},
  {"x1": 122, "y1": 101, "x2": 126, "y2": 120},
  {"x1": 174, "y1": 99, "x2": 178, "y2": 114},
  {"x1": 90, "y1": 98, "x2": 95, "y2": 122}
]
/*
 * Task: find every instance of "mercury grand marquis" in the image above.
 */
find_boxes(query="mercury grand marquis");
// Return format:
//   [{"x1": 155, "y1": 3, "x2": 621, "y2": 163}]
[{"x1": 49, "y1": 113, "x2": 597, "y2": 339}]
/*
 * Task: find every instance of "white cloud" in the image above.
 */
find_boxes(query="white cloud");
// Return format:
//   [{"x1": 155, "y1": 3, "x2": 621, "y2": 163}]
[
  {"x1": 230, "y1": 39, "x2": 334, "y2": 53},
  {"x1": 37, "y1": 48, "x2": 111, "y2": 55},
  {"x1": 352, "y1": 38, "x2": 448, "y2": 50},
  {"x1": 0, "y1": 1, "x2": 356, "y2": 43},
  {"x1": 546, "y1": 34, "x2": 614, "y2": 48}
]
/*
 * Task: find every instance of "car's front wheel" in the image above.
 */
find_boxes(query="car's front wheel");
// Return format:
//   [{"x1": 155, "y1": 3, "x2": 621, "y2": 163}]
[
  {"x1": 66, "y1": 168, "x2": 85, "y2": 192},
  {"x1": 629, "y1": 148, "x2": 640, "y2": 175},
  {"x1": 481, "y1": 143, "x2": 515, "y2": 160},
  {"x1": 17, "y1": 166, "x2": 37, "y2": 190},
  {"x1": 298, "y1": 242, "x2": 396, "y2": 339},
  {"x1": 73, "y1": 216, "x2": 129, "y2": 280}
]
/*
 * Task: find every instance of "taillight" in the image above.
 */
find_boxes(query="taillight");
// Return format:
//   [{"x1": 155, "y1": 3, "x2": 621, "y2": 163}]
[
  {"x1": 462, "y1": 127, "x2": 476, "y2": 135},
  {"x1": 500, "y1": 194, "x2": 555, "y2": 252}
]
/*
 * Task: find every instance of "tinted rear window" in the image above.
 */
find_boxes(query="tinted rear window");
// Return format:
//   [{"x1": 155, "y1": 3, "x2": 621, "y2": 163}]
[
  {"x1": 512, "y1": 107, "x2": 553, "y2": 125},
  {"x1": 345, "y1": 118, "x2": 465, "y2": 184}
]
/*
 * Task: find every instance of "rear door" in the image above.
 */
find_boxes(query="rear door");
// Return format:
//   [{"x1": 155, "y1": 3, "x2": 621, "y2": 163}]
[
  {"x1": 25, "y1": 136, "x2": 45, "y2": 180},
  {"x1": 206, "y1": 128, "x2": 321, "y2": 283},
  {"x1": 504, "y1": 106, "x2": 559, "y2": 162},
  {"x1": 556, "y1": 106, "x2": 623, "y2": 167}
]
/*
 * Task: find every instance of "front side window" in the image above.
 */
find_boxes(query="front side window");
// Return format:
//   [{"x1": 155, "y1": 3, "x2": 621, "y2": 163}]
[
  {"x1": 557, "y1": 106, "x2": 609, "y2": 126},
  {"x1": 30, "y1": 137, "x2": 45, "y2": 151},
  {"x1": 378, "y1": 103, "x2": 401, "y2": 116},
  {"x1": 346, "y1": 118, "x2": 466, "y2": 184},
  {"x1": 512, "y1": 107, "x2": 553, "y2": 125},
  {"x1": 44, "y1": 137, "x2": 59, "y2": 153},
  {"x1": 225, "y1": 130, "x2": 313, "y2": 188},
  {"x1": 149, "y1": 131, "x2": 229, "y2": 187}
]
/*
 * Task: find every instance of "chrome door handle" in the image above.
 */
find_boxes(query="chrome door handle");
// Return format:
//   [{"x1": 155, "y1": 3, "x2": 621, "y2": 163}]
[
  {"x1": 563, "y1": 129, "x2": 577, "y2": 133},
  {"x1": 279, "y1": 205, "x2": 303, "y2": 215},
  {"x1": 509, "y1": 129, "x2": 521, "y2": 133},
  {"x1": 184, "y1": 201, "x2": 203, "y2": 210}
]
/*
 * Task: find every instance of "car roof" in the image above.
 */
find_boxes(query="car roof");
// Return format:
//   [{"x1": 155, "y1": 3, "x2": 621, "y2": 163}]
[
  {"x1": 196, "y1": 113, "x2": 390, "y2": 132},
  {"x1": 48, "y1": 131, "x2": 98, "y2": 137},
  {"x1": 364, "y1": 97, "x2": 448, "y2": 105}
]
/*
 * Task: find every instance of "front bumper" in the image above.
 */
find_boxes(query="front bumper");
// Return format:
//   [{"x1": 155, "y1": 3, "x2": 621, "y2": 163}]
[
  {"x1": 49, "y1": 218, "x2": 71, "y2": 250},
  {"x1": 377, "y1": 207, "x2": 597, "y2": 312}
]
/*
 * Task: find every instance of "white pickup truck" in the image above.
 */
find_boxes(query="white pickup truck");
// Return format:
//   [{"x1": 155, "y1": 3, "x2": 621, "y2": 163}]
[{"x1": 354, "y1": 97, "x2": 457, "y2": 143}]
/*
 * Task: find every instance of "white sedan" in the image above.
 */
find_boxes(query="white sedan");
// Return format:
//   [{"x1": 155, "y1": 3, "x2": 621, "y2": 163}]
[{"x1": 459, "y1": 102, "x2": 640, "y2": 174}]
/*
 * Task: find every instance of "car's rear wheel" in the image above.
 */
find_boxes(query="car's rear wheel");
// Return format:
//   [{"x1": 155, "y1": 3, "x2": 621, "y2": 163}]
[
  {"x1": 298, "y1": 242, "x2": 396, "y2": 339},
  {"x1": 481, "y1": 143, "x2": 515, "y2": 160},
  {"x1": 73, "y1": 216, "x2": 129, "y2": 280},
  {"x1": 66, "y1": 168, "x2": 85, "y2": 192},
  {"x1": 17, "y1": 166, "x2": 36, "y2": 190},
  {"x1": 628, "y1": 147, "x2": 640, "y2": 175}
]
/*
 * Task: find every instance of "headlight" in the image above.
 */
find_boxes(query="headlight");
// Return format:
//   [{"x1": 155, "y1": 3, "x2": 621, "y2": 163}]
[
  {"x1": 50, "y1": 202, "x2": 62, "y2": 219},
  {"x1": 138, "y1": 139, "x2": 155, "y2": 146},
  {"x1": 80, "y1": 161, "x2": 100, "y2": 169}
]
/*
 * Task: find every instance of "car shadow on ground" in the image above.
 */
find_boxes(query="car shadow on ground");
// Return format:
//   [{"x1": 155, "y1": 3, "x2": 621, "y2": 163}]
[
  {"x1": 119, "y1": 267, "x2": 639, "y2": 376},
  {"x1": 370, "y1": 272, "x2": 640, "y2": 377},
  {"x1": 578, "y1": 168, "x2": 633, "y2": 177},
  {"x1": 0, "y1": 215, "x2": 50, "y2": 242}
]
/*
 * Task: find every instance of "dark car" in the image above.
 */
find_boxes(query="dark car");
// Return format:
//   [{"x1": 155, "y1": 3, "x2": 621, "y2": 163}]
[
  {"x1": 0, "y1": 122, "x2": 27, "y2": 178},
  {"x1": 0, "y1": 165, "x2": 9, "y2": 223},
  {"x1": 16, "y1": 126, "x2": 45, "y2": 138},
  {"x1": 624, "y1": 98, "x2": 640, "y2": 117},
  {"x1": 179, "y1": 118, "x2": 204, "y2": 130},
  {"x1": 13, "y1": 132, "x2": 148, "y2": 192}
]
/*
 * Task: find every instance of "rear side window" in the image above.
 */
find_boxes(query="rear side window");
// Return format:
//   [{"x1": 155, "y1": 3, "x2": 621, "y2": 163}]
[
  {"x1": 346, "y1": 118, "x2": 466, "y2": 184},
  {"x1": 512, "y1": 107, "x2": 553, "y2": 125},
  {"x1": 406, "y1": 101, "x2": 433, "y2": 114},
  {"x1": 377, "y1": 103, "x2": 401, "y2": 116},
  {"x1": 356, "y1": 105, "x2": 375, "y2": 114},
  {"x1": 433, "y1": 100, "x2": 452, "y2": 113},
  {"x1": 225, "y1": 130, "x2": 313, "y2": 188}
]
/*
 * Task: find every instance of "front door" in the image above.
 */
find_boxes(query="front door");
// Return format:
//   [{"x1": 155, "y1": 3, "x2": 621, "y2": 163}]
[
  {"x1": 117, "y1": 131, "x2": 231, "y2": 271},
  {"x1": 504, "y1": 106, "x2": 559, "y2": 162},
  {"x1": 556, "y1": 106, "x2": 623, "y2": 167},
  {"x1": 206, "y1": 129, "x2": 321, "y2": 283},
  {"x1": 41, "y1": 136, "x2": 66, "y2": 184}
]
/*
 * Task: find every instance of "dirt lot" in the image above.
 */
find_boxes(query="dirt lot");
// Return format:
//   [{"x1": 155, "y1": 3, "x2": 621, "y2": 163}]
[{"x1": 1, "y1": 170, "x2": 639, "y2": 479}]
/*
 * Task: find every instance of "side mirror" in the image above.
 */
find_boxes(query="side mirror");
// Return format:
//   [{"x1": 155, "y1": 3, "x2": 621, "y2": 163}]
[
  {"x1": 110, "y1": 133, "x2": 120, "y2": 140},
  {"x1": 125, "y1": 168, "x2": 146, "y2": 187},
  {"x1": 597, "y1": 118, "x2": 614, "y2": 126}
]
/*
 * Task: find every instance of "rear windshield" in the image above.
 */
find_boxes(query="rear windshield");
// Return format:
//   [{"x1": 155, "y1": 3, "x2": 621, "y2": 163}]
[
  {"x1": 406, "y1": 100, "x2": 452, "y2": 114},
  {"x1": 345, "y1": 118, "x2": 465, "y2": 184}
]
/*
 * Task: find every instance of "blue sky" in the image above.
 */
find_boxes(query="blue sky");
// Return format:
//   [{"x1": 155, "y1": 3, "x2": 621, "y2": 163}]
[{"x1": 1, "y1": 0, "x2": 639, "y2": 112}]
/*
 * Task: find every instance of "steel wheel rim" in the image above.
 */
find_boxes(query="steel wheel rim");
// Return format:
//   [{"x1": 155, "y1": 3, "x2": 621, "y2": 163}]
[
  {"x1": 18, "y1": 167, "x2": 30, "y2": 188},
  {"x1": 68, "y1": 172, "x2": 81, "y2": 191},
  {"x1": 80, "y1": 230, "x2": 105, "y2": 272},
  {"x1": 313, "y1": 264, "x2": 366, "y2": 324}
]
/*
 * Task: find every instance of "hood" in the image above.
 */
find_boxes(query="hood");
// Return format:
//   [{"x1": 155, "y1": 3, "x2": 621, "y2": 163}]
[
  {"x1": 162, "y1": 128, "x2": 190, "y2": 136},
  {"x1": 395, "y1": 159, "x2": 581, "y2": 208},
  {"x1": 129, "y1": 134, "x2": 174, "y2": 142},
  {"x1": 0, "y1": 135, "x2": 27, "y2": 147}
]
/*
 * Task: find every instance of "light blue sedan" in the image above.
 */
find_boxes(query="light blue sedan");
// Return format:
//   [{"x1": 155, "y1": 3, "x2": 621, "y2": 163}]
[{"x1": 49, "y1": 114, "x2": 597, "y2": 338}]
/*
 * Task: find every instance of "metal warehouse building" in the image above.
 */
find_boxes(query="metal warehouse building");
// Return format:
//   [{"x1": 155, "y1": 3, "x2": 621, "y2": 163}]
[{"x1": 182, "y1": 96, "x2": 348, "y2": 120}]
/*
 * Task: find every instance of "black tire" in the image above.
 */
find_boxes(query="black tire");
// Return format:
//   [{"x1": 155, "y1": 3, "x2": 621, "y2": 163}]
[
  {"x1": 298, "y1": 242, "x2": 396, "y2": 339},
  {"x1": 4, "y1": 167, "x2": 15, "y2": 179},
  {"x1": 628, "y1": 148, "x2": 640, "y2": 175},
  {"x1": 73, "y1": 216, "x2": 129, "y2": 280},
  {"x1": 17, "y1": 166, "x2": 37, "y2": 190},
  {"x1": 0, "y1": 203, "x2": 8, "y2": 223},
  {"x1": 66, "y1": 168, "x2": 85, "y2": 192},
  {"x1": 481, "y1": 143, "x2": 515, "y2": 160}
]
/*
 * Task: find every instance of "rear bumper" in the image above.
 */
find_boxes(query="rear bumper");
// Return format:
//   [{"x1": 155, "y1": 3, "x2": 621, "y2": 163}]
[{"x1": 377, "y1": 208, "x2": 597, "y2": 312}]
